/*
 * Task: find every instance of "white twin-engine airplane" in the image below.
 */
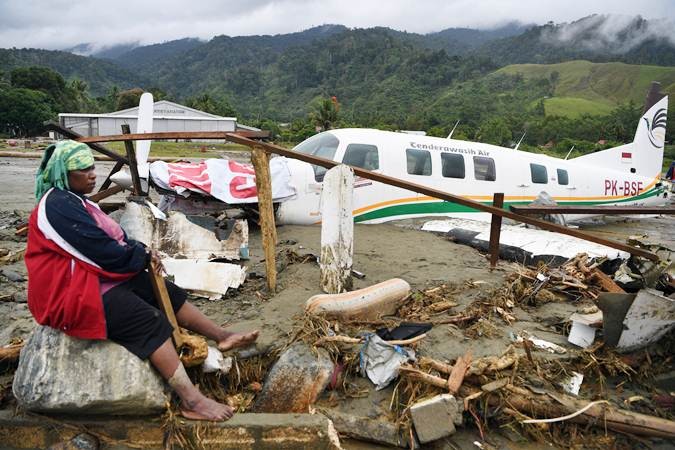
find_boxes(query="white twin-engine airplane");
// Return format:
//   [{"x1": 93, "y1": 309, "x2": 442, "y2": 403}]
[{"x1": 120, "y1": 90, "x2": 669, "y2": 225}]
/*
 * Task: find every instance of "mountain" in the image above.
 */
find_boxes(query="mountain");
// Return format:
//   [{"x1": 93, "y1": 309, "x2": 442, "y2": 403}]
[
  {"x1": 0, "y1": 48, "x2": 145, "y2": 95},
  {"x1": 478, "y1": 15, "x2": 675, "y2": 66},
  {"x1": 109, "y1": 38, "x2": 204, "y2": 71}
]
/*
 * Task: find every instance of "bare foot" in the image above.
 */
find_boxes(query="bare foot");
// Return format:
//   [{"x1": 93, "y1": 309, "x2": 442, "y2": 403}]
[
  {"x1": 217, "y1": 330, "x2": 259, "y2": 352},
  {"x1": 180, "y1": 395, "x2": 234, "y2": 421}
]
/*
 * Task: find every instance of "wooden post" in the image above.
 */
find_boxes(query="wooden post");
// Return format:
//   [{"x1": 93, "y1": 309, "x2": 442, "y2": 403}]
[
  {"x1": 121, "y1": 124, "x2": 143, "y2": 196},
  {"x1": 251, "y1": 146, "x2": 277, "y2": 293},
  {"x1": 489, "y1": 193, "x2": 504, "y2": 268},
  {"x1": 320, "y1": 165, "x2": 354, "y2": 294}
]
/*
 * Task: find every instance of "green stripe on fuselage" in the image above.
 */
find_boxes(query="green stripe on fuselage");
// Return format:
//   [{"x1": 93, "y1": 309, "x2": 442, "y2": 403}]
[{"x1": 353, "y1": 187, "x2": 665, "y2": 223}]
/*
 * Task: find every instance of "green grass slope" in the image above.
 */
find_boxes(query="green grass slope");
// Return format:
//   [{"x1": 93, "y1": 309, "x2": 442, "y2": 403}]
[{"x1": 497, "y1": 60, "x2": 675, "y2": 117}]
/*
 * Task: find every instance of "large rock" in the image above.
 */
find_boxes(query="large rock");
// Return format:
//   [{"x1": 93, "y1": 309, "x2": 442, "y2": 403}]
[
  {"x1": 13, "y1": 326, "x2": 167, "y2": 415},
  {"x1": 252, "y1": 343, "x2": 333, "y2": 413}
]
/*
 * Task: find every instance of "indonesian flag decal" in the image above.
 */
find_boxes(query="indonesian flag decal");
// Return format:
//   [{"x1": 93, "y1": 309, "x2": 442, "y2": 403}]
[{"x1": 621, "y1": 151, "x2": 632, "y2": 164}]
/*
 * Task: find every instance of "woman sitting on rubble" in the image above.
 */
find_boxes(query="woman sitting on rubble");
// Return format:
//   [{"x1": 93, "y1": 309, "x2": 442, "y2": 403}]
[{"x1": 25, "y1": 140, "x2": 259, "y2": 421}]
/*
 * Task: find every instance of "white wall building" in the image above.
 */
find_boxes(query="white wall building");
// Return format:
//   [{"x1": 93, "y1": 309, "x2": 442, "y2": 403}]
[{"x1": 58, "y1": 100, "x2": 259, "y2": 140}]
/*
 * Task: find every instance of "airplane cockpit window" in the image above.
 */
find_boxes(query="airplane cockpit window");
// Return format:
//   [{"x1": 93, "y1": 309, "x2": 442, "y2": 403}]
[
  {"x1": 406, "y1": 149, "x2": 432, "y2": 176},
  {"x1": 473, "y1": 156, "x2": 496, "y2": 181},
  {"x1": 530, "y1": 163, "x2": 548, "y2": 184},
  {"x1": 293, "y1": 132, "x2": 339, "y2": 181},
  {"x1": 557, "y1": 169, "x2": 569, "y2": 185},
  {"x1": 343, "y1": 144, "x2": 379, "y2": 170},
  {"x1": 441, "y1": 153, "x2": 465, "y2": 178}
]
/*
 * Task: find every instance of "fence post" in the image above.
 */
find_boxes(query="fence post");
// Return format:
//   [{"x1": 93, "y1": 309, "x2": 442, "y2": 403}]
[
  {"x1": 251, "y1": 146, "x2": 277, "y2": 293},
  {"x1": 489, "y1": 193, "x2": 504, "y2": 268}
]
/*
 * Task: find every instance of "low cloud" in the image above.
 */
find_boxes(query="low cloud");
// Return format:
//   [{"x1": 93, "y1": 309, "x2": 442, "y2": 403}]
[
  {"x1": 0, "y1": 0, "x2": 673, "y2": 51},
  {"x1": 541, "y1": 14, "x2": 675, "y2": 52}
]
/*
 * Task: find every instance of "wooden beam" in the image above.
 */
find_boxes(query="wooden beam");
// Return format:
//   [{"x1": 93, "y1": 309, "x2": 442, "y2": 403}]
[
  {"x1": 44, "y1": 122, "x2": 128, "y2": 164},
  {"x1": 251, "y1": 146, "x2": 277, "y2": 293},
  {"x1": 99, "y1": 160, "x2": 124, "y2": 191},
  {"x1": 510, "y1": 205, "x2": 675, "y2": 215},
  {"x1": 75, "y1": 132, "x2": 660, "y2": 261},
  {"x1": 77, "y1": 130, "x2": 269, "y2": 144},
  {"x1": 121, "y1": 125, "x2": 143, "y2": 196},
  {"x1": 88, "y1": 185, "x2": 123, "y2": 203},
  {"x1": 489, "y1": 193, "x2": 504, "y2": 268}
]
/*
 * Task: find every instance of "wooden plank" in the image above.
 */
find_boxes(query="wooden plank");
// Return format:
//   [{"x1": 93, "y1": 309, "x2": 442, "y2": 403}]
[
  {"x1": 148, "y1": 261, "x2": 184, "y2": 348},
  {"x1": 489, "y1": 193, "x2": 504, "y2": 268},
  {"x1": 121, "y1": 125, "x2": 143, "y2": 196},
  {"x1": 77, "y1": 130, "x2": 268, "y2": 143},
  {"x1": 251, "y1": 146, "x2": 277, "y2": 293},
  {"x1": 76, "y1": 132, "x2": 660, "y2": 261},
  {"x1": 44, "y1": 122, "x2": 128, "y2": 164},
  {"x1": 88, "y1": 185, "x2": 123, "y2": 203},
  {"x1": 511, "y1": 205, "x2": 675, "y2": 215}
]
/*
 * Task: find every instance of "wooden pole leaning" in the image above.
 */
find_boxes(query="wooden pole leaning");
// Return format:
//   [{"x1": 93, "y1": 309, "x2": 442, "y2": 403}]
[
  {"x1": 489, "y1": 193, "x2": 504, "y2": 268},
  {"x1": 120, "y1": 124, "x2": 143, "y2": 197},
  {"x1": 251, "y1": 146, "x2": 277, "y2": 293},
  {"x1": 148, "y1": 261, "x2": 184, "y2": 349}
]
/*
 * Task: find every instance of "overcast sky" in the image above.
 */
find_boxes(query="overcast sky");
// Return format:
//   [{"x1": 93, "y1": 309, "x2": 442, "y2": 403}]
[{"x1": 1, "y1": 0, "x2": 674, "y2": 51}]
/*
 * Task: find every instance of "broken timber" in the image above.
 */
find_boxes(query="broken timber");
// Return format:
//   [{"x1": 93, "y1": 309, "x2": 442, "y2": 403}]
[
  {"x1": 489, "y1": 193, "x2": 504, "y2": 267},
  {"x1": 251, "y1": 146, "x2": 277, "y2": 293},
  {"x1": 77, "y1": 132, "x2": 660, "y2": 261},
  {"x1": 121, "y1": 125, "x2": 143, "y2": 196}
]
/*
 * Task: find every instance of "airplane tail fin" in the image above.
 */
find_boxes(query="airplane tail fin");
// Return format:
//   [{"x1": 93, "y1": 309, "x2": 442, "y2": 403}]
[
  {"x1": 572, "y1": 82, "x2": 668, "y2": 178},
  {"x1": 631, "y1": 83, "x2": 667, "y2": 177}
]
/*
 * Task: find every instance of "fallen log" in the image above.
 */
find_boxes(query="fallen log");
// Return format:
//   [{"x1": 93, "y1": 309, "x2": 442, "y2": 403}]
[{"x1": 463, "y1": 384, "x2": 675, "y2": 439}]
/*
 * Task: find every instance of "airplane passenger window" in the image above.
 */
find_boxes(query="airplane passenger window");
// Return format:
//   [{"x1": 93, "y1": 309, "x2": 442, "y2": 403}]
[
  {"x1": 293, "y1": 132, "x2": 340, "y2": 181},
  {"x1": 343, "y1": 144, "x2": 379, "y2": 170},
  {"x1": 473, "y1": 156, "x2": 496, "y2": 181},
  {"x1": 557, "y1": 169, "x2": 569, "y2": 185},
  {"x1": 441, "y1": 153, "x2": 465, "y2": 178},
  {"x1": 530, "y1": 163, "x2": 548, "y2": 184},
  {"x1": 406, "y1": 149, "x2": 432, "y2": 176}
]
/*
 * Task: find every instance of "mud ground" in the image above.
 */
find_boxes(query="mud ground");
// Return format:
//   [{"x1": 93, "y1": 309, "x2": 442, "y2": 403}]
[{"x1": 0, "y1": 156, "x2": 673, "y2": 449}]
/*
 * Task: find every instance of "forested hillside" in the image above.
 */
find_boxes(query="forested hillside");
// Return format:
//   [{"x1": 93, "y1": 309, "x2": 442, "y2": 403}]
[{"x1": 1, "y1": 14, "x2": 674, "y2": 160}]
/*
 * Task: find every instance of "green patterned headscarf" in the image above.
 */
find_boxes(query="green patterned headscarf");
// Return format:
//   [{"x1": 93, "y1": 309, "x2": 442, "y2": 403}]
[{"x1": 35, "y1": 140, "x2": 95, "y2": 200}]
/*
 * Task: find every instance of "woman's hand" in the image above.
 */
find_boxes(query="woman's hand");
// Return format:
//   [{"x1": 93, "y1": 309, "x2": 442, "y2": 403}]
[{"x1": 148, "y1": 249, "x2": 165, "y2": 275}]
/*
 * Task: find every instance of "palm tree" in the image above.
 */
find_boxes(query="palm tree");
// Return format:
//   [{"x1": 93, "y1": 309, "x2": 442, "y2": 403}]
[{"x1": 310, "y1": 96, "x2": 340, "y2": 131}]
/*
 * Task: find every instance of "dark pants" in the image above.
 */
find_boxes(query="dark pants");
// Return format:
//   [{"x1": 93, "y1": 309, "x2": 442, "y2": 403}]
[{"x1": 102, "y1": 271, "x2": 187, "y2": 359}]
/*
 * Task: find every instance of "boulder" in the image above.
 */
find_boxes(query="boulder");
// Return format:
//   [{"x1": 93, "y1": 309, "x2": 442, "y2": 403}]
[
  {"x1": 13, "y1": 326, "x2": 167, "y2": 415},
  {"x1": 252, "y1": 343, "x2": 333, "y2": 413}
]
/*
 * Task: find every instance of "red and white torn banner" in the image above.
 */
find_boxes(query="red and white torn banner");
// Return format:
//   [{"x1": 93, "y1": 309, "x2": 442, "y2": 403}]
[{"x1": 149, "y1": 158, "x2": 296, "y2": 204}]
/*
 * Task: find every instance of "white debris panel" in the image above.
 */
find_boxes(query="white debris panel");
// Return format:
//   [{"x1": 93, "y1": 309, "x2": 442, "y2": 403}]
[
  {"x1": 422, "y1": 218, "x2": 630, "y2": 260},
  {"x1": 163, "y1": 259, "x2": 246, "y2": 299}
]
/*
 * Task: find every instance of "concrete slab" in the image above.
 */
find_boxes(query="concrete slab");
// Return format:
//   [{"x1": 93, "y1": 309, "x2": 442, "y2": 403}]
[{"x1": 0, "y1": 410, "x2": 341, "y2": 449}]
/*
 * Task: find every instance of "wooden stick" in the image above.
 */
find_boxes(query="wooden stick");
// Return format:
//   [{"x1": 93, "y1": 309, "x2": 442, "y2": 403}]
[
  {"x1": 590, "y1": 268, "x2": 625, "y2": 293},
  {"x1": 148, "y1": 261, "x2": 184, "y2": 348},
  {"x1": 314, "y1": 333, "x2": 427, "y2": 346},
  {"x1": 399, "y1": 365, "x2": 448, "y2": 389},
  {"x1": 447, "y1": 350, "x2": 472, "y2": 394},
  {"x1": 121, "y1": 125, "x2": 143, "y2": 196},
  {"x1": 489, "y1": 193, "x2": 504, "y2": 268},
  {"x1": 251, "y1": 146, "x2": 277, "y2": 293},
  {"x1": 419, "y1": 356, "x2": 454, "y2": 375},
  {"x1": 0, "y1": 343, "x2": 23, "y2": 362}
]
